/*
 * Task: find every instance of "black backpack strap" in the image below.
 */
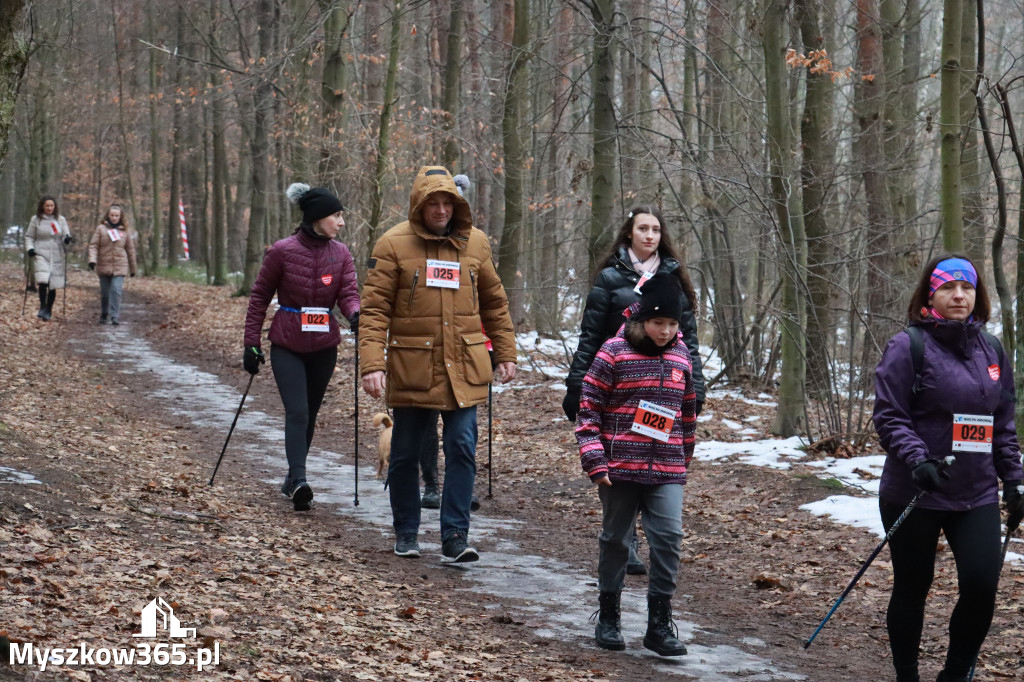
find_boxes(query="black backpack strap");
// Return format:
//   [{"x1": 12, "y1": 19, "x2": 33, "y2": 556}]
[
  {"x1": 980, "y1": 330, "x2": 1004, "y2": 364},
  {"x1": 904, "y1": 326, "x2": 925, "y2": 395}
]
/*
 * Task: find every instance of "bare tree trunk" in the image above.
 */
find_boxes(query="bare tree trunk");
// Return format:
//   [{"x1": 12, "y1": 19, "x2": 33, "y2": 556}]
[
  {"x1": 441, "y1": 0, "x2": 463, "y2": 169},
  {"x1": 240, "y1": 0, "x2": 275, "y2": 295},
  {"x1": 586, "y1": 0, "x2": 617, "y2": 272},
  {"x1": 318, "y1": 1, "x2": 352, "y2": 186},
  {"x1": 959, "y1": 1, "x2": 984, "y2": 268},
  {"x1": 110, "y1": 2, "x2": 144, "y2": 272},
  {"x1": 497, "y1": 0, "x2": 529, "y2": 325},
  {"x1": 940, "y1": 0, "x2": 965, "y2": 250},
  {"x1": 795, "y1": 0, "x2": 835, "y2": 399},
  {"x1": 367, "y1": 0, "x2": 402, "y2": 251},
  {"x1": 165, "y1": 6, "x2": 185, "y2": 268},
  {"x1": 0, "y1": 1, "x2": 27, "y2": 176},
  {"x1": 147, "y1": 7, "x2": 163, "y2": 273},
  {"x1": 764, "y1": 0, "x2": 806, "y2": 436}
]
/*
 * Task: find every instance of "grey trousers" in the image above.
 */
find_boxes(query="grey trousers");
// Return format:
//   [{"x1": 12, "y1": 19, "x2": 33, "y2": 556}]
[
  {"x1": 598, "y1": 482, "x2": 684, "y2": 597},
  {"x1": 99, "y1": 275, "x2": 124, "y2": 321}
]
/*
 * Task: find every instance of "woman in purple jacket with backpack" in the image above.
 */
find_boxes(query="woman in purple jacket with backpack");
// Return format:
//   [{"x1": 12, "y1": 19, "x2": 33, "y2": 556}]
[
  {"x1": 243, "y1": 184, "x2": 360, "y2": 511},
  {"x1": 873, "y1": 254, "x2": 1024, "y2": 682}
]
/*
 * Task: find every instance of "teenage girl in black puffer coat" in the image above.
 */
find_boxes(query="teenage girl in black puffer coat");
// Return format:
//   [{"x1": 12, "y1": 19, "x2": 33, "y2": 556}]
[{"x1": 563, "y1": 206, "x2": 706, "y2": 574}]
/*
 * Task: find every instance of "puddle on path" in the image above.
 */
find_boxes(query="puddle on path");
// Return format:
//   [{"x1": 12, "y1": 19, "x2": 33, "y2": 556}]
[{"x1": 76, "y1": 311, "x2": 804, "y2": 681}]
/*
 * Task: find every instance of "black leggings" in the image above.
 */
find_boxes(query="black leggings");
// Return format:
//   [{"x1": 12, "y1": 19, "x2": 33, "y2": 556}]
[
  {"x1": 881, "y1": 501, "x2": 1001, "y2": 677},
  {"x1": 270, "y1": 344, "x2": 337, "y2": 482}
]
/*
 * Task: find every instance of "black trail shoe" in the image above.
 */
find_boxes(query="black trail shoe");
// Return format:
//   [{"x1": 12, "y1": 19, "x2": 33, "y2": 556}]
[
  {"x1": 591, "y1": 591, "x2": 625, "y2": 651},
  {"x1": 283, "y1": 479, "x2": 313, "y2": 511},
  {"x1": 627, "y1": 533, "x2": 648, "y2": 575},
  {"x1": 441, "y1": 530, "x2": 478, "y2": 563},
  {"x1": 394, "y1": 533, "x2": 421, "y2": 558},
  {"x1": 643, "y1": 595, "x2": 687, "y2": 657}
]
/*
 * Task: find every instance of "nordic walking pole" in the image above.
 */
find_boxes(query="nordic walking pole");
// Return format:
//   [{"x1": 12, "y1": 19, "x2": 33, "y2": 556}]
[
  {"x1": 61, "y1": 241, "x2": 68, "y2": 321},
  {"x1": 487, "y1": 382, "x2": 493, "y2": 499},
  {"x1": 208, "y1": 373, "x2": 255, "y2": 486},
  {"x1": 353, "y1": 335, "x2": 360, "y2": 507},
  {"x1": 22, "y1": 267, "x2": 29, "y2": 315},
  {"x1": 804, "y1": 456, "x2": 955, "y2": 649}
]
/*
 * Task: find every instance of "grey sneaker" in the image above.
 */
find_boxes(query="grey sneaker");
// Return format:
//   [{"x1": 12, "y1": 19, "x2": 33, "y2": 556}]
[
  {"x1": 421, "y1": 484, "x2": 440, "y2": 509},
  {"x1": 394, "y1": 533, "x2": 421, "y2": 558},
  {"x1": 441, "y1": 530, "x2": 478, "y2": 563}
]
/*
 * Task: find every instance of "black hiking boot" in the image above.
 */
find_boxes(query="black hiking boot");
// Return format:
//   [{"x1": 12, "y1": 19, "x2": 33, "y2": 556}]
[
  {"x1": 471, "y1": 494, "x2": 481, "y2": 512},
  {"x1": 441, "y1": 530, "x2": 478, "y2": 563},
  {"x1": 591, "y1": 591, "x2": 625, "y2": 651},
  {"x1": 627, "y1": 532, "x2": 648, "y2": 575},
  {"x1": 421, "y1": 483, "x2": 440, "y2": 509},
  {"x1": 936, "y1": 671, "x2": 969, "y2": 682},
  {"x1": 643, "y1": 595, "x2": 687, "y2": 656}
]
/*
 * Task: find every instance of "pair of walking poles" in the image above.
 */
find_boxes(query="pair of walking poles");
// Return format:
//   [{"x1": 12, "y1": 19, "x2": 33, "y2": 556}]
[
  {"x1": 804, "y1": 454, "x2": 1022, "y2": 677},
  {"x1": 209, "y1": 333, "x2": 497, "y2": 502}
]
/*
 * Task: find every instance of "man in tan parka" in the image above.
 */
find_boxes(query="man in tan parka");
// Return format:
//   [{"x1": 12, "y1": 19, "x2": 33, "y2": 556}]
[{"x1": 360, "y1": 167, "x2": 516, "y2": 563}]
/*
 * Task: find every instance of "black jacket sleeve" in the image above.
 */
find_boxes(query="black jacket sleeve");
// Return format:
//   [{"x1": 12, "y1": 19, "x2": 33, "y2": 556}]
[
  {"x1": 566, "y1": 271, "x2": 615, "y2": 394},
  {"x1": 678, "y1": 294, "x2": 706, "y2": 403}
]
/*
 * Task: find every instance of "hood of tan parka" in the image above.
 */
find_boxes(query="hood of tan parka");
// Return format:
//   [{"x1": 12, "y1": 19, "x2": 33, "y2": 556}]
[{"x1": 407, "y1": 167, "x2": 473, "y2": 241}]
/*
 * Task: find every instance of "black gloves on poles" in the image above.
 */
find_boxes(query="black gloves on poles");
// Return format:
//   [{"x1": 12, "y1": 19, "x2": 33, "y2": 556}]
[
  {"x1": 27, "y1": 248, "x2": 35, "y2": 258},
  {"x1": 695, "y1": 400, "x2": 704, "y2": 417},
  {"x1": 1004, "y1": 480, "x2": 1024, "y2": 528},
  {"x1": 911, "y1": 459, "x2": 950, "y2": 493},
  {"x1": 63, "y1": 235, "x2": 74, "y2": 245},
  {"x1": 562, "y1": 388, "x2": 580, "y2": 423},
  {"x1": 88, "y1": 262, "x2": 96, "y2": 271},
  {"x1": 243, "y1": 346, "x2": 265, "y2": 375}
]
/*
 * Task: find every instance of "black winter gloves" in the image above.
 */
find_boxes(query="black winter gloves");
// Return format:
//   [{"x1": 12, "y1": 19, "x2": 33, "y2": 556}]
[
  {"x1": 562, "y1": 388, "x2": 580, "y2": 422},
  {"x1": 347, "y1": 311, "x2": 359, "y2": 338},
  {"x1": 88, "y1": 262, "x2": 96, "y2": 271},
  {"x1": 695, "y1": 400, "x2": 704, "y2": 417},
  {"x1": 27, "y1": 248, "x2": 35, "y2": 258},
  {"x1": 63, "y1": 235, "x2": 74, "y2": 245},
  {"x1": 1004, "y1": 480, "x2": 1024, "y2": 528},
  {"x1": 911, "y1": 459, "x2": 950, "y2": 493},
  {"x1": 243, "y1": 346, "x2": 265, "y2": 375}
]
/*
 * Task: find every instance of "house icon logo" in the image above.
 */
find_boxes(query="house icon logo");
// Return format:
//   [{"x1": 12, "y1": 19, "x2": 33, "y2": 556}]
[{"x1": 132, "y1": 597, "x2": 197, "y2": 639}]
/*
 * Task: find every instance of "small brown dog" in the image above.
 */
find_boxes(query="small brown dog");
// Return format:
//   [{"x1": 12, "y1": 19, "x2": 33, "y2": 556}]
[{"x1": 373, "y1": 412, "x2": 393, "y2": 480}]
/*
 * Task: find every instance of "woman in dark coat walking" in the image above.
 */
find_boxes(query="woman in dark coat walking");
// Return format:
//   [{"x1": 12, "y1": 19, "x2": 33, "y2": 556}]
[
  {"x1": 243, "y1": 183, "x2": 360, "y2": 511},
  {"x1": 873, "y1": 253, "x2": 1024, "y2": 682},
  {"x1": 563, "y1": 206, "x2": 705, "y2": 573}
]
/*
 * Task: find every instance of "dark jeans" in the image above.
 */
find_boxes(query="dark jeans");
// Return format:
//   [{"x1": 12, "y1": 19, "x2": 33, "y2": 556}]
[
  {"x1": 389, "y1": 406, "x2": 477, "y2": 540},
  {"x1": 270, "y1": 344, "x2": 337, "y2": 482},
  {"x1": 881, "y1": 501, "x2": 1001, "y2": 677}
]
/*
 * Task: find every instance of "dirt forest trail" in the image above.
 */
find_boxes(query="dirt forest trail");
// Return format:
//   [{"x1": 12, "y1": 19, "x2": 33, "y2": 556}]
[{"x1": 2, "y1": 262, "x2": 1022, "y2": 681}]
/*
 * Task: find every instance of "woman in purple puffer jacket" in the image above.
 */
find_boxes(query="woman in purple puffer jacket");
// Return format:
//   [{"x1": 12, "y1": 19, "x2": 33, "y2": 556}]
[
  {"x1": 243, "y1": 183, "x2": 360, "y2": 511},
  {"x1": 873, "y1": 253, "x2": 1024, "y2": 682}
]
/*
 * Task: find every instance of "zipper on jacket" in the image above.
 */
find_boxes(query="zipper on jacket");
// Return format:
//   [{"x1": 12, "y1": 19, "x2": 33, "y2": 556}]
[
  {"x1": 470, "y1": 270, "x2": 477, "y2": 309},
  {"x1": 649, "y1": 358, "x2": 667, "y2": 485},
  {"x1": 408, "y1": 268, "x2": 420, "y2": 308}
]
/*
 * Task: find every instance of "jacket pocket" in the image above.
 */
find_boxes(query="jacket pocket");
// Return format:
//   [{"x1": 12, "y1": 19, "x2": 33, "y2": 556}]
[
  {"x1": 388, "y1": 335, "x2": 434, "y2": 391},
  {"x1": 462, "y1": 332, "x2": 493, "y2": 385}
]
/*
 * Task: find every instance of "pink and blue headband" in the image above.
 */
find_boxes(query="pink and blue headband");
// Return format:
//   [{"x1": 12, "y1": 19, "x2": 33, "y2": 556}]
[{"x1": 929, "y1": 258, "x2": 977, "y2": 296}]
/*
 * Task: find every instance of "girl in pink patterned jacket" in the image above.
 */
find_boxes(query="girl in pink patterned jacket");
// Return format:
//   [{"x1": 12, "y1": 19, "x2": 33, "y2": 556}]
[{"x1": 576, "y1": 271, "x2": 696, "y2": 658}]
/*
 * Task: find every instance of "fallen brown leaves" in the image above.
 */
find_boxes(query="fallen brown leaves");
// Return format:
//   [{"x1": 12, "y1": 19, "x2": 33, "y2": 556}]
[
  {"x1": 0, "y1": 263, "x2": 621, "y2": 681},
  {"x1": 4, "y1": 260, "x2": 1024, "y2": 681}
]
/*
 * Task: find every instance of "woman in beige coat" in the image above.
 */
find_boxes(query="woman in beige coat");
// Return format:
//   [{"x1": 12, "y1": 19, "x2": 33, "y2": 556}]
[
  {"x1": 25, "y1": 195, "x2": 73, "y2": 321},
  {"x1": 87, "y1": 204, "x2": 137, "y2": 325}
]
